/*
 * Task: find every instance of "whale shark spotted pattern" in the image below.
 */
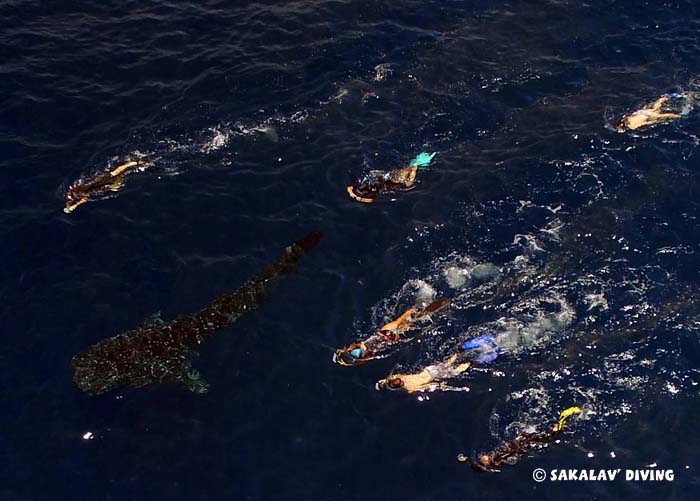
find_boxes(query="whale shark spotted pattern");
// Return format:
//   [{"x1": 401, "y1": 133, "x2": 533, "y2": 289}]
[{"x1": 71, "y1": 231, "x2": 322, "y2": 395}]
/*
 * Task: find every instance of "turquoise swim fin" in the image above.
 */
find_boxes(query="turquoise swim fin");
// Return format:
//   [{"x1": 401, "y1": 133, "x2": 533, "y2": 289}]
[{"x1": 409, "y1": 152, "x2": 437, "y2": 168}]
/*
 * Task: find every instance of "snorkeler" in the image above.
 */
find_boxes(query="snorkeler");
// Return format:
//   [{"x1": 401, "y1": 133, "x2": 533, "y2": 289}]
[
  {"x1": 458, "y1": 406, "x2": 582, "y2": 472},
  {"x1": 64, "y1": 158, "x2": 151, "y2": 213},
  {"x1": 347, "y1": 152, "x2": 437, "y2": 203},
  {"x1": 615, "y1": 91, "x2": 695, "y2": 132},
  {"x1": 376, "y1": 353, "x2": 471, "y2": 393},
  {"x1": 375, "y1": 333, "x2": 499, "y2": 393},
  {"x1": 71, "y1": 231, "x2": 322, "y2": 395},
  {"x1": 333, "y1": 297, "x2": 450, "y2": 366}
]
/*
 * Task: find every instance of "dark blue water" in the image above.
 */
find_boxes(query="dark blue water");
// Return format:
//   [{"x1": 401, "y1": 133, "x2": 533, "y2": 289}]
[{"x1": 3, "y1": 0, "x2": 700, "y2": 499}]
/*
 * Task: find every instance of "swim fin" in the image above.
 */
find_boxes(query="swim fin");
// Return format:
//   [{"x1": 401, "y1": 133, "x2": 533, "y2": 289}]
[
  {"x1": 408, "y1": 152, "x2": 437, "y2": 168},
  {"x1": 554, "y1": 406, "x2": 582, "y2": 431},
  {"x1": 461, "y1": 333, "x2": 499, "y2": 364}
]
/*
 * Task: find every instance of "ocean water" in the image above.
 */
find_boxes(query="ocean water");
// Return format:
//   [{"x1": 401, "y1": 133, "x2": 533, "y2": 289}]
[{"x1": 2, "y1": 0, "x2": 700, "y2": 499}]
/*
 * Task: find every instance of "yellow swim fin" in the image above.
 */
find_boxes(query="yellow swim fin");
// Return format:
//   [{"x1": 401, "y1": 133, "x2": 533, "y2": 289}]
[{"x1": 554, "y1": 406, "x2": 582, "y2": 432}]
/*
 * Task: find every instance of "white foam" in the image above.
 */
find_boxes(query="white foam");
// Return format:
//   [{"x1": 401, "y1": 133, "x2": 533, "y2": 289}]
[{"x1": 201, "y1": 126, "x2": 230, "y2": 153}]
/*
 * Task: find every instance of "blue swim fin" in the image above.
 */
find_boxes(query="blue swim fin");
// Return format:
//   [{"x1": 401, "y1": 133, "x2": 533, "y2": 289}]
[
  {"x1": 461, "y1": 333, "x2": 500, "y2": 363},
  {"x1": 461, "y1": 333, "x2": 496, "y2": 351},
  {"x1": 474, "y1": 350, "x2": 499, "y2": 364}
]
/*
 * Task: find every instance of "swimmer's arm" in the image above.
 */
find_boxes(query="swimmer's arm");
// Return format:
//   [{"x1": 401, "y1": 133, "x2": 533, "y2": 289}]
[
  {"x1": 110, "y1": 160, "x2": 139, "y2": 177},
  {"x1": 650, "y1": 96, "x2": 669, "y2": 111}
]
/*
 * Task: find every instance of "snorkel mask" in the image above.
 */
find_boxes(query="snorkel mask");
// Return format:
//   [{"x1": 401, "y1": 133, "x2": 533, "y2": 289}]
[
  {"x1": 333, "y1": 342, "x2": 371, "y2": 366},
  {"x1": 375, "y1": 376, "x2": 405, "y2": 391},
  {"x1": 333, "y1": 326, "x2": 403, "y2": 366},
  {"x1": 614, "y1": 116, "x2": 630, "y2": 132}
]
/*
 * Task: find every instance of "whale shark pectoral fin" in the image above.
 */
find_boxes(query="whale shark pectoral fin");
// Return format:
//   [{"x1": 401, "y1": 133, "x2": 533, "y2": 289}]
[
  {"x1": 175, "y1": 354, "x2": 210, "y2": 394},
  {"x1": 183, "y1": 366, "x2": 210, "y2": 394}
]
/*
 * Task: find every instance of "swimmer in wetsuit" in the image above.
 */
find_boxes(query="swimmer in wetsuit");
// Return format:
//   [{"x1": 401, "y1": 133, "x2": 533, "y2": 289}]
[
  {"x1": 459, "y1": 406, "x2": 582, "y2": 472},
  {"x1": 347, "y1": 152, "x2": 436, "y2": 203},
  {"x1": 64, "y1": 159, "x2": 150, "y2": 213},
  {"x1": 333, "y1": 297, "x2": 450, "y2": 366},
  {"x1": 615, "y1": 91, "x2": 695, "y2": 132},
  {"x1": 376, "y1": 333, "x2": 499, "y2": 393}
]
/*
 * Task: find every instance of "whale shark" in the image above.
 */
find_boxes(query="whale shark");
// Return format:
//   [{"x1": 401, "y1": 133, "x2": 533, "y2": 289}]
[{"x1": 71, "y1": 231, "x2": 322, "y2": 395}]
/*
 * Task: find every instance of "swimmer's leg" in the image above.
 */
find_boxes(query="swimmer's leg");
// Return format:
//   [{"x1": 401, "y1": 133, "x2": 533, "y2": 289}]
[
  {"x1": 434, "y1": 383, "x2": 470, "y2": 392},
  {"x1": 454, "y1": 362, "x2": 471, "y2": 375},
  {"x1": 106, "y1": 178, "x2": 125, "y2": 192},
  {"x1": 655, "y1": 112, "x2": 683, "y2": 121},
  {"x1": 379, "y1": 307, "x2": 417, "y2": 332},
  {"x1": 416, "y1": 297, "x2": 451, "y2": 316},
  {"x1": 443, "y1": 355, "x2": 471, "y2": 376}
]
